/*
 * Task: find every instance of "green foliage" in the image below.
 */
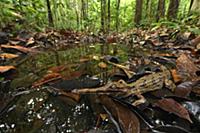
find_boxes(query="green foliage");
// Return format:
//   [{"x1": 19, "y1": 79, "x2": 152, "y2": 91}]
[
  {"x1": 151, "y1": 14, "x2": 200, "y2": 35},
  {"x1": 0, "y1": 0, "x2": 198, "y2": 32}
]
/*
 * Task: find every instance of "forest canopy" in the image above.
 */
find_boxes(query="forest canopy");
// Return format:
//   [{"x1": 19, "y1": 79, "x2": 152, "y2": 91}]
[{"x1": 0, "y1": 0, "x2": 199, "y2": 33}]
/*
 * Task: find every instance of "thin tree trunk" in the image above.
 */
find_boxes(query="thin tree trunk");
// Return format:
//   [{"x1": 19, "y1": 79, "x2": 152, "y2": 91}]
[
  {"x1": 116, "y1": 0, "x2": 120, "y2": 32},
  {"x1": 81, "y1": 0, "x2": 88, "y2": 28},
  {"x1": 101, "y1": 0, "x2": 106, "y2": 32},
  {"x1": 134, "y1": 0, "x2": 143, "y2": 25},
  {"x1": 156, "y1": 0, "x2": 165, "y2": 21},
  {"x1": 145, "y1": 0, "x2": 150, "y2": 18},
  {"x1": 107, "y1": 0, "x2": 110, "y2": 32},
  {"x1": 167, "y1": 0, "x2": 180, "y2": 20},
  {"x1": 46, "y1": 0, "x2": 54, "y2": 27},
  {"x1": 75, "y1": 0, "x2": 80, "y2": 30}
]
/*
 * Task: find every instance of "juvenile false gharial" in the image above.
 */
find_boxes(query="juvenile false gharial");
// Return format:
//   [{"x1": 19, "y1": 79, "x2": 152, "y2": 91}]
[
  {"x1": 72, "y1": 65, "x2": 176, "y2": 106},
  {"x1": 113, "y1": 65, "x2": 176, "y2": 105}
]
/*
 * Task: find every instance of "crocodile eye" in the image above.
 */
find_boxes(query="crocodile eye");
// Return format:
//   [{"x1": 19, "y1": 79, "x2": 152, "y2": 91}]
[{"x1": 119, "y1": 80, "x2": 123, "y2": 84}]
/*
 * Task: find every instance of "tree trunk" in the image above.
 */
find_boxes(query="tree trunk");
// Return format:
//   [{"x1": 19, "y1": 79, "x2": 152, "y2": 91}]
[
  {"x1": 107, "y1": 0, "x2": 110, "y2": 32},
  {"x1": 145, "y1": 0, "x2": 150, "y2": 18},
  {"x1": 75, "y1": 0, "x2": 80, "y2": 30},
  {"x1": 156, "y1": 0, "x2": 165, "y2": 21},
  {"x1": 167, "y1": 0, "x2": 180, "y2": 20},
  {"x1": 46, "y1": 0, "x2": 53, "y2": 27},
  {"x1": 116, "y1": 0, "x2": 120, "y2": 32},
  {"x1": 81, "y1": 0, "x2": 88, "y2": 29},
  {"x1": 101, "y1": 0, "x2": 106, "y2": 32},
  {"x1": 134, "y1": 0, "x2": 143, "y2": 25}
]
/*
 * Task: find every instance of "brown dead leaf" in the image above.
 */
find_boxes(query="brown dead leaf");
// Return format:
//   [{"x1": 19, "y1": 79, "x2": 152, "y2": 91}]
[
  {"x1": 32, "y1": 73, "x2": 62, "y2": 87},
  {"x1": 98, "y1": 62, "x2": 107, "y2": 69},
  {"x1": 79, "y1": 57, "x2": 90, "y2": 62},
  {"x1": 1, "y1": 44, "x2": 37, "y2": 54},
  {"x1": 99, "y1": 95, "x2": 140, "y2": 133},
  {"x1": 48, "y1": 65, "x2": 69, "y2": 73},
  {"x1": 26, "y1": 37, "x2": 35, "y2": 46},
  {"x1": 57, "y1": 90, "x2": 80, "y2": 101},
  {"x1": 176, "y1": 53, "x2": 199, "y2": 80},
  {"x1": 0, "y1": 66, "x2": 16, "y2": 73},
  {"x1": 191, "y1": 81, "x2": 200, "y2": 96},
  {"x1": 155, "y1": 98, "x2": 192, "y2": 123},
  {"x1": 0, "y1": 53, "x2": 19, "y2": 59},
  {"x1": 159, "y1": 53, "x2": 175, "y2": 57},
  {"x1": 191, "y1": 36, "x2": 200, "y2": 46},
  {"x1": 170, "y1": 69, "x2": 182, "y2": 83},
  {"x1": 175, "y1": 81, "x2": 193, "y2": 97},
  {"x1": 62, "y1": 70, "x2": 84, "y2": 80}
]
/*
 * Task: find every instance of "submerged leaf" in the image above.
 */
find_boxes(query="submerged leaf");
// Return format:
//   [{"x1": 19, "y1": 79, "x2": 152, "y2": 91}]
[{"x1": 32, "y1": 73, "x2": 62, "y2": 87}]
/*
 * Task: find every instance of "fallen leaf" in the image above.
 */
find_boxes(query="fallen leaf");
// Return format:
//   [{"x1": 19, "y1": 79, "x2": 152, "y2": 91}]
[
  {"x1": 175, "y1": 81, "x2": 193, "y2": 97},
  {"x1": 176, "y1": 53, "x2": 199, "y2": 80},
  {"x1": 99, "y1": 95, "x2": 140, "y2": 133},
  {"x1": 0, "y1": 66, "x2": 16, "y2": 73},
  {"x1": 170, "y1": 69, "x2": 182, "y2": 83},
  {"x1": 100, "y1": 113, "x2": 108, "y2": 121},
  {"x1": 32, "y1": 73, "x2": 62, "y2": 87},
  {"x1": 79, "y1": 57, "x2": 90, "y2": 62},
  {"x1": 181, "y1": 32, "x2": 195, "y2": 40},
  {"x1": 1, "y1": 44, "x2": 38, "y2": 54},
  {"x1": 154, "y1": 98, "x2": 192, "y2": 123},
  {"x1": 191, "y1": 82, "x2": 200, "y2": 96},
  {"x1": 26, "y1": 37, "x2": 35, "y2": 46},
  {"x1": 98, "y1": 62, "x2": 107, "y2": 69},
  {"x1": 0, "y1": 53, "x2": 19, "y2": 59},
  {"x1": 191, "y1": 36, "x2": 200, "y2": 46},
  {"x1": 48, "y1": 65, "x2": 69, "y2": 73},
  {"x1": 183, "y1": 101, "x2": 200, "y2": 122},
  {"x1": 57, "y1": 90, "x2": 80, "y2": 101}
]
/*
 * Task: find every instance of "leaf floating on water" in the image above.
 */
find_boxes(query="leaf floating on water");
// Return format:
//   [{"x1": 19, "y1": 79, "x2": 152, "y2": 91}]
[
  {"x1": 0, "y1": 53, "x2": 19, "y2": 59},
  {"x1": 154, "y1": 98, "x2": 192, "y2": 123},
  {"x1": 32, "y1": 73, "x2": 62, "y2": 87},
  {"x1": 0, "y1": 66, "x2": 16, "y2": 73},
  {"x1": 99, "y1": 95, "x2": 140, "y2": 133},
  {"x1": 1, "y1": 44, "x2": 38, "y2": 54},
  {"x1": 98, "y1": 62, "x2": 107, "y2": 69}
]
